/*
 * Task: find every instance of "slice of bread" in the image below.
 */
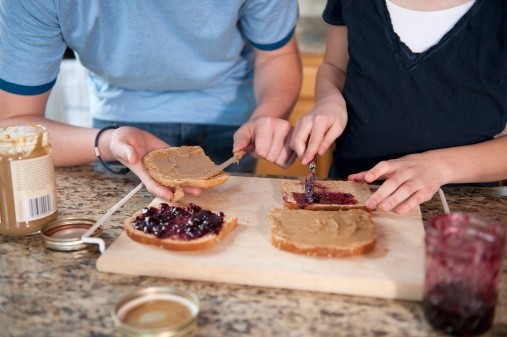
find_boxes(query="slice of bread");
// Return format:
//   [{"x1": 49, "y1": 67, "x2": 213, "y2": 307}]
[
  {"x1": 269, "y1": 208, "x2": 376, "y2": 257},
  {"x1": 281, "y1": 179, "x2": 372, "y2": 210},
  {"x1": 124, "y1": 202, "x2": 237, "y2": 251},
  {"x1": 144, "y1": 146, "x2": 229, "y2": 201}
]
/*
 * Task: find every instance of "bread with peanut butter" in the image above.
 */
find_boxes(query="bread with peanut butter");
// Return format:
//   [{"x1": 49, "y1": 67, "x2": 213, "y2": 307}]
[
  {"x1": 269, "y1": 208, "x2": 376, "y2": 257},
  {"x1": 144, "y1": 146, "x2": 229, "y2": 201},
  {"x1": 281, "y1": 179, "x2": 372, "y2": 210},
  {"x1": 124, "y1": 202, "x2": 237, "y2": 251}
]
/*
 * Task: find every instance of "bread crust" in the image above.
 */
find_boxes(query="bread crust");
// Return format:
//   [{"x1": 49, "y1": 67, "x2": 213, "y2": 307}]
[
  {"x1": 271, "y1": 235, "x2": 376, "y2": 258},
  {"x1": 281, "y1": 179, "x2": 372, "y2": 210},
  {"x1": 269, "y1": 208, "x2": 376, "y2": 258},
  {"x1": 124, "y1": 205, "x2": 237, "y2": 251}
]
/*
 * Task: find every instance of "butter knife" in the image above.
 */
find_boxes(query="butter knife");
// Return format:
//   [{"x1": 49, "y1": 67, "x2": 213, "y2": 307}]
[
  {"x1": 304, "y1": 157, "x2": 319, "y2": 203},
  {"x1": 201, "y1": 150, "x2": 246, "y2": 179}
]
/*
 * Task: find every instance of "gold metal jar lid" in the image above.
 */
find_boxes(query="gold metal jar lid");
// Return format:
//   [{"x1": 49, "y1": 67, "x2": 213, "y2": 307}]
[
  {"x1": 112, "y1": 286, "x2": 200, "y2": 337},
  {"x1": 40, "y1": 218, "x2": 102, "y2": 251}
]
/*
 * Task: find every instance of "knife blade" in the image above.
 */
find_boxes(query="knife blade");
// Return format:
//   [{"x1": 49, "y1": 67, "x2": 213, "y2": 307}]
[
  {"x1": 201, "y1": 150, "x2": 246, "y2": 179},
  {"x1": 304, "y1": 156, "x2": 319, "y2": 204}
]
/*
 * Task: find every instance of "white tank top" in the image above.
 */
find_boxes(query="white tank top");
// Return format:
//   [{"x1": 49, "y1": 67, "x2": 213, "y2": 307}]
[{"x1": 386, "y1": 0, "x2": 476, "y2": 53}]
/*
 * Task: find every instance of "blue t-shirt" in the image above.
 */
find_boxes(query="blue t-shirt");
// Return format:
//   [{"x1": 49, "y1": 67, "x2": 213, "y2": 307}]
[{"x1": 0, "y1": 1, "x2": 298, "y2": 125}]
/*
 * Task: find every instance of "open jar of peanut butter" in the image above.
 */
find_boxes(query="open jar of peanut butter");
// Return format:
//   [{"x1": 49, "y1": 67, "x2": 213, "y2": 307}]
[{"x1": 0, "y1": 125, "x2": 58, "y2": 236}]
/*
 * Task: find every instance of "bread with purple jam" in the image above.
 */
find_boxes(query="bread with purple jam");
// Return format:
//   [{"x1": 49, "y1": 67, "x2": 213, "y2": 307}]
[
  {"x1": 124, "y1": 202, "x2": 237, "y2": 251},
  {"x1": 281, "y1": 179, "x2": 372, "y2": 210}
]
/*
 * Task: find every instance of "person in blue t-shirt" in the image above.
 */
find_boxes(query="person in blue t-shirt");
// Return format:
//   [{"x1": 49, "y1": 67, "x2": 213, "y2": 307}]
[
  {"x1": 290, "y1": 0, "x2": 507, "y2": 214},
  {"x1": 0, "y1": 1, "x2": 301, "y2": 201}
]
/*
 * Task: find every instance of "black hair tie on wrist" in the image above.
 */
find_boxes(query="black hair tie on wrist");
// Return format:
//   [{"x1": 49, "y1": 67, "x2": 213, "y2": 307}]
[{"x1": 94, "y1": 125, "x2": 130, "y2": 175}]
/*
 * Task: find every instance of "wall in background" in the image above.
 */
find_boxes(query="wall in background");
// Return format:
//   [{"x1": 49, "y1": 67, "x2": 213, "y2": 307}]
[
  {"x1": 45, "y1": 60, "x2": 91, "y2": 127},
  {"x1": 299, "y1": 0, "x2": 326, "y2": 16}
]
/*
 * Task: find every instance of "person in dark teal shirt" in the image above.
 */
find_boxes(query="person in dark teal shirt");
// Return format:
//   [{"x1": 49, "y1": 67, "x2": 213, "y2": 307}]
[{"x1": 290, "y1": 0, "x2": 507, "y2": 214}]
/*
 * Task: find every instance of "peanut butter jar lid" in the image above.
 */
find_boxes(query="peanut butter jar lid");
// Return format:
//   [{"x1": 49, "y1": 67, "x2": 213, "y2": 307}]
[
  {"x1": 112, "y1": 286, "x2": 200, "y2": 337},
  {"x1": 40, "y1": 218, "x2": 102, "y2": 251}
]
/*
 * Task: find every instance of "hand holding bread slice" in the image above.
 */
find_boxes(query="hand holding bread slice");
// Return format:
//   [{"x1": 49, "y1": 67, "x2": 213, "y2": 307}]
[{"x1": 144, "y1": 146, "x2": 240, "y2": 202}]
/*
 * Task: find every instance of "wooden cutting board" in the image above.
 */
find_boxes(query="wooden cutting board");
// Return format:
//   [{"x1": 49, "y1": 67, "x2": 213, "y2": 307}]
[{"x1": 96, "y1": 176, "x2": 425, "y2": 301}]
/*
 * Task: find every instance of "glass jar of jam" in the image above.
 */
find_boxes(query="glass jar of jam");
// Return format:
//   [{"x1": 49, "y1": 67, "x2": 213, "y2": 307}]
[
  {"x1": 423, "y1": 212, "x2": 506, "y2": 336},
  {"x1": 0, "y1": 125, "x2": 58, "y2": 236}
]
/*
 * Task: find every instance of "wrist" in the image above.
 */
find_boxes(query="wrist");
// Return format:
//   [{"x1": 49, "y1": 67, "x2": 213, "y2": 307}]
[
  {"x1": 426, "y1": 149, "x2": 456, "y2": 185},
  {"x1": 251, "y1": 102, "x2": 291, "y2": 120},
  {"x1": 96, "y1": 129, "x2": 114, "y2": 161},
  {"x1": 94, "y1": 125, "x2": 130, "y2": 175}
]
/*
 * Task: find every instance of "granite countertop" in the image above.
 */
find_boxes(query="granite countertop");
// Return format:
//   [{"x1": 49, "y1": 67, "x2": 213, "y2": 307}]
[{"x1": 1, "y1": 165, "x2": 507, "y2": 337}]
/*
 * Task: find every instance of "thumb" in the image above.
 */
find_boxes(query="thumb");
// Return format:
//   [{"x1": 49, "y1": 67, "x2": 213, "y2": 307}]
[
  {"x1": 113, "y1": 141, "x2": 139, "y2": 165},
  {"x1": 232, "y1": 127, "x2": 252, "y2": 152},
  {"x1": 233, "y1": 138, "x2": 252, "y2": 153}
]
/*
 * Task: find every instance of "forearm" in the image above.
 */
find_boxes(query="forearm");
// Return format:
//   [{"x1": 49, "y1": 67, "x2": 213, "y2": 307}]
[
  {"x1": 428, "y1": 136, "x2": 507, "y2": 184},
  {"x1": 313, "y1": 25, "x2": 349, "y2": 112},
  {"x1": 251, "y1": 38, "x2": 302, "y2": 121},
  {"x1": 1, "y1": 89, "x2": 111, "y2": 166},
  {"x1": 314, "y1": 62, "x2": 347, "y2": 110}
]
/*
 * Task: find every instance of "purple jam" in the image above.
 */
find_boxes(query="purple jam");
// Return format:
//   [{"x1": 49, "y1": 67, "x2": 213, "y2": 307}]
[
  {"x1": 423, "y1": 282, "x2": 496, "y2": 336},
  {"x1": 292, "y1": 183, "x2": 358, "y2": 208},
  {"x1": 305, "y1": 191, "x2": 320, "y2": 204},
  {"x1": 423, "y1": 213, "x2": 505, "y2": 336},
  {"x1": 133, "y1": 203, "x2": 225, "y2": 241}
]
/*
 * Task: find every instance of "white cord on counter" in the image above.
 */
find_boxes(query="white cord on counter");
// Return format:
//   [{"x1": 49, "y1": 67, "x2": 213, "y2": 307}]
[
  {"x1": 437, "y1": 188, "x2": 450, "y2": 214},
  {"x1": 81, "y1": 183, "x2": 143, "y2": 254}
]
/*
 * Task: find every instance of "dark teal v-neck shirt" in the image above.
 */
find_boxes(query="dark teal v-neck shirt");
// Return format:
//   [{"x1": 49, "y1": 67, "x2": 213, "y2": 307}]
[{"x1": 323, "y1": 0, "x2": 507, "y2": 183}]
